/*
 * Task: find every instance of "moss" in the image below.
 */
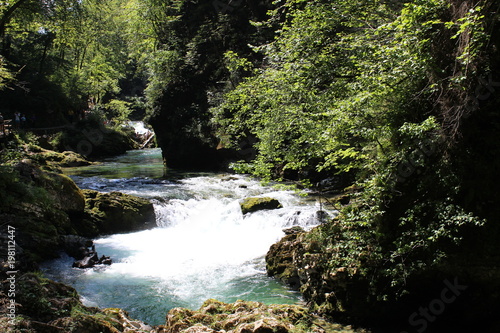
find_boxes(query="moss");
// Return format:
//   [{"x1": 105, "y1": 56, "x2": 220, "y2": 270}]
[
  {"x1": 1, "y1": 273, "x2": 151, "y2": 333},
  {"x1": 14, "y1": 273, "x2": 79, "y2": 322},
  {"x1": 51, "y1": 313, "x2": 121, "y2": 333},
  {"x1": 38, "y1": 172, "x2": 86, "y2": 214},
  {"x1": 82, "y1": 190, "x2": 156, "y2": 234},
  {"x1": 266, "y1": 233, "x2": 304, "y2": 290},
  {"x1": 12, "y1": 142, "x2": 94, "y2": 171},
  {"x1": 0, "y1": 170, "x2": 78, "y2": 264},
  {"x1": 164, "y1": 300, "x2": 323, "y2": 333},
  {"x1": 240, "y1": 197, "x2": 283, "y2": 214},
  {"x1": 200, "y1": 299, "x2": 229, "y2": 314},
  {"x1": 0, "y1": 162, "x2": 83, "y2": 266}
]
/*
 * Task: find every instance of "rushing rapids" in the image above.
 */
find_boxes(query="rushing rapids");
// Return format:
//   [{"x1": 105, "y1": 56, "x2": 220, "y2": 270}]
[{"x1": 41, "y1": 148, "x2": 334, "y2": 325}]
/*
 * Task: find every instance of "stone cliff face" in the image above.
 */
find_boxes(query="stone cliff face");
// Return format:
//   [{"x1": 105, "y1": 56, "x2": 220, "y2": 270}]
[{"x1": 148, "y1": 1, "x2": 273, "y2": 170}]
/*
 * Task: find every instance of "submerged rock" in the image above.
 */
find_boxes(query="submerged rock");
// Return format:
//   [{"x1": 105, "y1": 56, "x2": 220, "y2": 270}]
[
  {"x1": 72, "y1": 247, "x2": 112, "y2": 269},
  {"x1": 61, "y1": 235, "x2": 112, "y2": 268},
  {"x1": 240, "y1": 197, "x2": 282, "y2": 215}
]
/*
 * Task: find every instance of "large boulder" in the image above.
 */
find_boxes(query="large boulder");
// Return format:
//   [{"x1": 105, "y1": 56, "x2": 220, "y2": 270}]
[
  {"x1": 0, "y1": 162, "x2": 87, "y2": 268},
  {"x1": 45, "y1": 172, "x2": 86, "y2": 214},
  {"x1": 31, "y1": 148, "x2": 94, "y2": 168},
  {"x1": 240, "y1": 197, "x2": 283, "y2": 215},
  {"x1": 58, "y1": 118, "x2": 138, "y2": 158},
  {"x1": 14, "y1": 159, "x2": 86, "y2": 214},
  {"x1": 83, "y1": 190, "x2": 156, "y2": 234}
]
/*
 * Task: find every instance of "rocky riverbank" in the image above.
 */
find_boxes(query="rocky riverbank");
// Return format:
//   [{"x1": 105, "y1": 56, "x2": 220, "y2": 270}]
[
  {"x1": 265, "y1": 215, "x2": 500, "y2": 332},
  {"x1": 0, "y1": 273, "x2": 155, "y2": 332},
  {"x1": 159, "y1": 299, "x2": 368, "y2": 333},
  {"x1": 0, "y1": 140, "x2": 160, "y2": 331},
  {"x1": 0, "y1": 158, "x2": 156, "y2": 270}
]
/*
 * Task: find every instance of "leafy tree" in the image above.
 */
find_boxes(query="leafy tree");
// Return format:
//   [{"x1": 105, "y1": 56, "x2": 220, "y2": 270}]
[
  {"x1": 212, "y1": 0, "x2": 500, "y2": 325},
  {"x1": 0, "y1": 55, "x2": 13, "y2": 90},
  {"x1": 0, "y1": 0, "x2": 152, "y2": 125}
]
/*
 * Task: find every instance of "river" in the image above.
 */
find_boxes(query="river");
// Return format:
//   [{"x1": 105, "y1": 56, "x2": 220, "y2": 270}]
[{"x1": 41, "y1": 148, "x2": 335, "y2": 326}]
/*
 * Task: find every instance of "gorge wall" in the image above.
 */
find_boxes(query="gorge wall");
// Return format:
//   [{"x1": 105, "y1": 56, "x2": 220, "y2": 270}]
[{"x1": 148, "y1": 0, "x2": 273, "y2": 170}]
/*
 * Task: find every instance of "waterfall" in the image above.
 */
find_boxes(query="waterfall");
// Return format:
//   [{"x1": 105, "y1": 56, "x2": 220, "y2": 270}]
[
  {"x1": 93, "y1": 176, "x2": 327, "y2": 301},
  {"x1": 128, "y1": 121, "x2": 151, "y2": 136}
]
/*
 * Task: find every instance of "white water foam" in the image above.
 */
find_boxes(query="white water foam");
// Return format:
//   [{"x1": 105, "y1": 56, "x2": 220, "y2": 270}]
[
  {"x1": 43, "y1": 172, "x2": 335, "y2": 324},
  {"x1": 90, "y1": 175, "x2": 329, "y2": 304}
]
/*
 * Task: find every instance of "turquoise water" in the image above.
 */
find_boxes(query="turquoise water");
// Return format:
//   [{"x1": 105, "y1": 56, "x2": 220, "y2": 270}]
[{"x1": 43, "y1": 148, "x2": 331, "y2": 326}]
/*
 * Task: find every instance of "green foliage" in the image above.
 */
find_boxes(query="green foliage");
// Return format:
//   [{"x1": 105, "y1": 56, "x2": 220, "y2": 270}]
[
  {"x1": 0, "y1": 0, "x2": 498, "y2": 321},
  {"x1": 144, "y1": 49, "x2": 182, "y2": 114},
  {"x1": 0, "y1": 56, "x2": 14, "y2": 90},
  {"x1": 213, "y1": 0, "x2": 499, "y2": 311},
  {"x1": 0, "y1": 0, "x2": 156, "y2": 125},
  {"x1": 213, "y1": 0, "x2": 435, "y2": 179},
  {"x1": 104, "y1": 99, "x2": 132, "y2": 123}
]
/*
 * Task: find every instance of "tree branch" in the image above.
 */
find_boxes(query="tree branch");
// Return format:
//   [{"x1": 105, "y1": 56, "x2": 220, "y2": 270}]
[{"x1": 0, "y1": 0, "x2": 32, "y2": 38}]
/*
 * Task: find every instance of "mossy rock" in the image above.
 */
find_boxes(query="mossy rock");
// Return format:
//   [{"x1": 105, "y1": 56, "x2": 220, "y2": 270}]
[
  {"x1": 265, "y1": 233, "x2": 304, "y2": 290},
  {"x1": 59, "y1": 151, "x2": 94, "y2": 167},
  {"x1": 0, "y1": 273, "x2": 151, "y2": 333},
  {"x1": 240, "y1": 197, "x2": 283, "y2": 215},
  {"x1": 58, "y1": 120, "x2": 137, "y2": 158},
  {"x1": 83, "y1": 190, "x2": 156, "y2": 234},
  {"x1": 102, "y1": 308, "x2": 154, "y2": 332},
  {"x1": 30, "y1": 147, "x2": 93, "y2": 169},
  {"x1": 0, "y1": 163, "x2": 87, "y2": 267},
  {"x1": 12, "y1": 273, "x2": 80, "y2": 322},
  {"x1": 164, "y1": 300, "x2": 331, "y2": 333},
  {"x1": 12, "y1": 160, "x2": 85, "y2": 214},
  {"x1": 42, "y1": 172, "x2": 86, "y2": 213}
]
